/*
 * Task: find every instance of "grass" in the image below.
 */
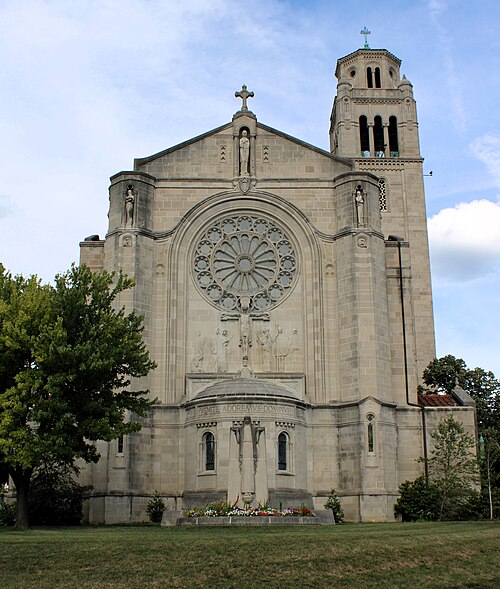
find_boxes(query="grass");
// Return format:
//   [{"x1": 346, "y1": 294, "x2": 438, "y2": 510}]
[{"x1": 0, "y1": 521, "x2": 499, "y2": 588}]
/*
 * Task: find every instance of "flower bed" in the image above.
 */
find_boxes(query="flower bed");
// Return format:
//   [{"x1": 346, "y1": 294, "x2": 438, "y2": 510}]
[{"x1": 184, "y1": 501, "x2": 314, "y2": 518}]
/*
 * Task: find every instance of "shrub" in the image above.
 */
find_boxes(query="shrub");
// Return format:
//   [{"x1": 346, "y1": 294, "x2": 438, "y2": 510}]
[
  {"x1": 146, "y1": 491, "x2": 166, "y2": 523},
  {"x1": 28, "y1": 464, "x2": 92, "y2": 526},
  {"x1": 324, "y1": 489, "x2": 344, "y2": 523},
  {"x1": 0, "y1": 501, "x2": 16, "y2": 527},
  {"x1": 394, "y1": 476, "x2": 440, "y2": 521}
]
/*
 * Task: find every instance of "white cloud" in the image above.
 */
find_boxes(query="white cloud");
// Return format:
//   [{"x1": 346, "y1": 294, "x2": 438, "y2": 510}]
[
  {"x1": 428, "y1": 199, "x2": 500, "y2": 282},
  {"x1": 427, "y1": 0, "x2": 448, "y2": 18},
  {"x1": 470, "y1": 133, "x2": 500, "y2": 188}
]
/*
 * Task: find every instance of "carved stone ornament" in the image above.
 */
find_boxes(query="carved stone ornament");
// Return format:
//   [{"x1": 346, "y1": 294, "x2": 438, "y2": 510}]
[
  {"x1": 122, "y1": 235, "x2": 133, "y2": 248},
  {"x1": 239, "y1": 177, "x2": 251, "y2": 194},
  {"x1": 233, "y1": 176, "x2": 257, "y2": 194},
  {"x1": 357, "y1": 235, "x2": 368, "y2": 248}
]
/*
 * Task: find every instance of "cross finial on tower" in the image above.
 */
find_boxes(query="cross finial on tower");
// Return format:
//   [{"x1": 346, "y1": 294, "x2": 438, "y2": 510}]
[
  {"x1": 360, "y1": 27, "x2": 371, "y2": 49},
  {"x1": 235, "y1": 85, "x2": 254, "y2": 111}
]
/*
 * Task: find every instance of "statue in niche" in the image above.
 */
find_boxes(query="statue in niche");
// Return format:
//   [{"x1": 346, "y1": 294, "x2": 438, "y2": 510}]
[
  {"x1": 125, "y1": 185, "x2": 135, "y2": 227},
  {"x1": 355, "y1": 185, "x2": 365, "y2": 227},
  {"x1": 239, "y1": 130, "x2": 250, "y2": 176}
]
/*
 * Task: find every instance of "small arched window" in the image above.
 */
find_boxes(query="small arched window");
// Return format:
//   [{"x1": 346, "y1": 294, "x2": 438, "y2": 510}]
[
  {"x1": 367, "y1": 415, "x2": 375, "y2": 453},
  {"x1": 117, "y1": 435, "x2": 124, "y2": 454},
  {"x1": 203, "y1": 432, "x2": 215, "y2": 471},
  {"x1": 367, "y1": 67, "x2": 373, "y2": 88},
  {"x1": 389, "y1": 116, "x2": 399, "y2": 156},
  {"x1": 278, "y1": 432, "x2": 288, "y2": 471},
  {"x1": 359, "y1": 115, "x2": 370, "y2": 156},
  {"x1": 374, "y1": 67, "x2": 381, "y2": 88}
]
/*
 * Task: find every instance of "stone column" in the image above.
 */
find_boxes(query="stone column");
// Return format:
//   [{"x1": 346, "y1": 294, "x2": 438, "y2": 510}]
[
  {"x1": 383, "y1": 123, "x2": 389, "y2": 157},
  {"x1": 368, "y1": 123, "x2": 374, "y2": 157}
]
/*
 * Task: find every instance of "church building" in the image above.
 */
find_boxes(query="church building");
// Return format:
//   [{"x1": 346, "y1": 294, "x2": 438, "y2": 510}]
[{"x1": 80, "y1": 45, "x2": 476, "y2": 522}]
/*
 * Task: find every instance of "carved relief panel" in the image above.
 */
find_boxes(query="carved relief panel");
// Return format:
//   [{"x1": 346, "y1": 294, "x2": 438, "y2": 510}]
[{"x1": 189, "y1": 212, "x2": 304, "y2": 375}]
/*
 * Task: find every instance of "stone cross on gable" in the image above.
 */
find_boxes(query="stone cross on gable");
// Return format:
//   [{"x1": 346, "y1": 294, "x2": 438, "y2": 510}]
[
  {"x1": 360, "y1": 27, "x2": 371, "y2": 49},
  {"x1": 235, "y1": 85, "x2": 254, "y2": 111}
]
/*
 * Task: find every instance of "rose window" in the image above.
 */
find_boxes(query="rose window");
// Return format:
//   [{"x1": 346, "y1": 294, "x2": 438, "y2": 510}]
[{"x1": 193, "y1": 214, "x2": 298, "y2": 312}]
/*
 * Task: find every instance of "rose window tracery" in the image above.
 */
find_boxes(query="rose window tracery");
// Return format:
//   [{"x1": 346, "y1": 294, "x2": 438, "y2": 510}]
[{"x1": 193, "y1": 214, "x2": 298, "y2": 312}]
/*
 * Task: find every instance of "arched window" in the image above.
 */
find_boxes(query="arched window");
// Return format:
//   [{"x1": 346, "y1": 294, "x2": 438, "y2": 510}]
[
  {"x1": 117, "y1": 435, "x2": 124, "y2": 454},
  {"x1": 203, "y1": 432, "x2": 215, "y2": 471},
  {"x1": 367, "y1": 67, "x2": 373, "y2": 88},
  {"x1": 374, "y1": 67, "x2": 381, "y2": 88},
  {"x1": 359, "y1": 115, "x2": 370, "y2": 156},
  {"x1": 373, "y1": 116, "x2": 385, "y2": 156},
  {"x1": 389, "y1": 116, "x2": 399, "y2": 156},
  {"x1": 278, "y1": 432, "x2": 288, "y2": 471},
  {"x1": 367, "y1": 415, "x2": 375, "y2": 453}
]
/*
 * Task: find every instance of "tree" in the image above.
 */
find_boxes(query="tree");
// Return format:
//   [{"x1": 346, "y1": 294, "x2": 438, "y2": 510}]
[
  {"x1": 421, "y1": 356, "x2": 499, "y2": 431},
  {"x1": 424, "y1": 414, "x2": 480, "y2": 520},
  {"x1": 464, "y1": 368, "x2": 500, "y2": 432},
  {"x1": 421, "y1": 354, "x2": 468, "y2": 394},
  {"x1": 421, "y1": 355, "x2": 500, "y2": 517},
  {"x1": 0, "y1": 264, "x2": 156, "y2": 528}
]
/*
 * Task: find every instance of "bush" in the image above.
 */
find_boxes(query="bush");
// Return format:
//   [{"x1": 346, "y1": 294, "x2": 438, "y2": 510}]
[
  {"x1": 28, "y1": 464, "x2": 92, "y2": 526},
  {"x1": 146, "y1": 491, "x2": 165, "y2": 523},
  {"x1": 0, "y1": 501, "x2": 16, "y2": 527},
  {"x1": 324, "y1": 489, "x2": 344, "y2": 523},
  {"x1": 394, "y1": 476, "x2": 440, "y2": 521},
  {"x1": 395, "y1": 475, "x2": 485, "y2": 522}
]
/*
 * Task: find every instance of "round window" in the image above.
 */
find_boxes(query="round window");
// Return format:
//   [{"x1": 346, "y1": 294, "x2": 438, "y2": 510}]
[{"x1": 193, "y1": 214, "x2": 298, "y2": 312}]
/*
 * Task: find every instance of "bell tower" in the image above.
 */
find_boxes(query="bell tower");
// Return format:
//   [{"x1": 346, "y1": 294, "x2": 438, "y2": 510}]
[
  {"x1": 330, "y1": 40, "x2": 436, "y2": 397},
  {"x1": 330, "y1": 48, "x2": 420, "y2": 159}
]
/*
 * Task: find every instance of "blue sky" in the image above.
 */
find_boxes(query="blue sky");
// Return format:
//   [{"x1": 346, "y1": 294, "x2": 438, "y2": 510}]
[{"x1": 1, "y1": 0, "x2": 499, "y2": 376}]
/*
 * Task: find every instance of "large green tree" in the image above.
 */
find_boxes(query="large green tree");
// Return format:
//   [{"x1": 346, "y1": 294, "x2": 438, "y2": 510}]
[
  {"x1": 421, "y1": 354, "x2": 469, "y2": 394},
  {"x1": 0, "y1": 264, "x2": 156, "y2": 528},
  {"x1": 421, "y1": 355, "x2": 500, "y2": 518}
]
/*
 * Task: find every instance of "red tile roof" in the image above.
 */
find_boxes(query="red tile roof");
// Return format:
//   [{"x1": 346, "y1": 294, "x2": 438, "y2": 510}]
[{"x1": 418, "y1": 392, "x2": 457, "y2": 407}]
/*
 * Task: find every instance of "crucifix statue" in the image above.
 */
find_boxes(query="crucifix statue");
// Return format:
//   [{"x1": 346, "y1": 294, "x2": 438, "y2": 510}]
[
  {"x1": 221, "y1": 296, "x2": 269, "y2": 371},
  {"x1": 360, "y1": 27, "x2": 371, "y2": 49},
  {"x1": 235, "y1": 84, "x2": 254, "y2": 111},
  {"x1": 231, "y1": 416, "x2": 265, "y2": 506}
]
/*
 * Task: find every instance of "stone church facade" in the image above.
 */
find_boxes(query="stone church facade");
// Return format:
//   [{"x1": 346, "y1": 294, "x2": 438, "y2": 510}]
[{"x1": 80, "y1": 47, "x2": 476, "y2": 522}]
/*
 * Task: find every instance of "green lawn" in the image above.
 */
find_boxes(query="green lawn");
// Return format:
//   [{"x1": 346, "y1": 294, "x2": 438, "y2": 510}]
[{"x1": 1, "y1": 522, "x2": 499, "y2": 588}]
